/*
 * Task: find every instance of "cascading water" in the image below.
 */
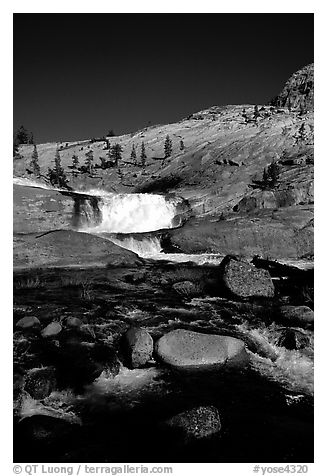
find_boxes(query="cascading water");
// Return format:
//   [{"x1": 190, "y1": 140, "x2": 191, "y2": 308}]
[{"x1": 83, "y1": 191, "x2": 181, "y2": 234}]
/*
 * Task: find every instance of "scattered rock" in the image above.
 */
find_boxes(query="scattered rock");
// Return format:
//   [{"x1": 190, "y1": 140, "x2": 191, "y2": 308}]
[
  {"x1": 123, "y1": 327, "x2": 153, "y2": 368},
  {"x1": 279, "y1": 306, "x2": 314, "y2": 328},
  {"x1": 165, "y1": 406, "x2": 222, "y2": 443},
  {"x1": 220, "y1": 255, "x2": 275, "y2": 298},
  {"x1": 16, "y1": 316, "x2": 40, "y2": 330},
  {"x1": 155, "y1": 329, "x2": 248, "y2": 371},
  {"x1": 65, "y1": 317, "x2": 82, "y2": 328},
  {"x1": 41, "y1": 321, "x2": 62, "y2": 338},
  {"x1": 24, "y1": 367, "x2": 57, "y2": 400},
  {"x1": 172, "y1": 280, "x2": 201, "y2": 297},
  {"x1": 276, "y1": 328, "x2": 311, "y2": 350}
]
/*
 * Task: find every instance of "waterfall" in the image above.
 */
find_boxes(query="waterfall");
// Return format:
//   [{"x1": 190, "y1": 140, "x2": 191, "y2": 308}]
[
  {"x1": 108, "y1": 236, "x2": 162, "y2": 257},
  {"x1": 82, "y1": 192, "x2": 181, "y2": 234}
]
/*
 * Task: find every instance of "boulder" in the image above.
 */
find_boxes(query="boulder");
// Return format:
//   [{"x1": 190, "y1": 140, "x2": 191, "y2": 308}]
[
  {"x1": 41, "y1": 321, "x2": 62, "y2": 338},
  {"x1": 155, "y1": 329, "x2": 248, "y2": 371},
  {"x1": 220, "y1": 255, "x2": 275, "y2": 298},
  {"x1": 24, "y1": 367, "x2": 57, "y2": 400},
  {"x1": 279, "y1": 306, "x2": 314, "y2": 328},
  {"x1": 276, "y1": 328, "x2": 311, "y2": 350},
  {"x1": 123, "y1": 327, "x2": 153, "y2": 368},
  {"x1": 172, "y1": 281, "x2": 201, "y2": 298},
  {"x1": 165, "y1": 406, "x2": 221, "y2": 442},
  {"x1": 16, "y1": 315, "x2": 40, "y2": 330},
  {"x1": 65, "y1": 317, "x2": 82, "y2": 328}
]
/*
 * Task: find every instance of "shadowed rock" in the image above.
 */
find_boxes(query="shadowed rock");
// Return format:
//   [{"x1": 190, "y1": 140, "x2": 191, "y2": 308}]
[
  {"x1": 278, "y1": 305, "x2": 314, "y2": 329},
  {"x1": 164, "y1": 405, "x2": 222, "y2": 443},
  {"x1": 122, "y1": 326, "x2": 153, "y2": 368},
  {"x1": 220, "y1": 255, "x2": 275, "y2": 299}
]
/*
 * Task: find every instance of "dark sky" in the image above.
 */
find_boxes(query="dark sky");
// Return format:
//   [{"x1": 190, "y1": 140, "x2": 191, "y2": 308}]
[{"x1": 13, "y1": 13, "x2": 314, "y2": 143}]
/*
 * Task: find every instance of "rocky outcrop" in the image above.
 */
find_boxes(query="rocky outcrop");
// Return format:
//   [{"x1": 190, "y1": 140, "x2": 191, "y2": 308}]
[
  {"x1": 220, "y1": 256, "x2": 275, "y2": 299},
  {"x1": 155, "y1": 329, "x2": 248, "y2": 371},
  {"x1": 270, "y1": 64, "x2": 314, "y2": 112},
  {"x1": 122, "y1": 327, "x2": 153, "y2": 368},
  {"x1": 168, "y1": 206, "x2": 313, "y2": 259},
  {"x1": 13, "y1": 229, "x2": 144, "y2": 269}
]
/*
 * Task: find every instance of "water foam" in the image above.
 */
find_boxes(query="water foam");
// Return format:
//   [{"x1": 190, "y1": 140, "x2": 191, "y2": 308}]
[{"x1": 84, "y1": 193, "x2": 179, "y2": 234}]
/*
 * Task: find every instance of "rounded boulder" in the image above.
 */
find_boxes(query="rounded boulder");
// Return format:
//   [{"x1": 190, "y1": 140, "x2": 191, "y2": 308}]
[{"x1": 154, "y1": 329, "x2": 248, "y2": 371}]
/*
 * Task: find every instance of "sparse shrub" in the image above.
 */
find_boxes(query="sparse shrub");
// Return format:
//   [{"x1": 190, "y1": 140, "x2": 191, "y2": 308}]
[
  {"x1": 72, "y1": 154, "x2": 79, "y2": 170},
  {"x1": 180, "y1": 139, "x2": 185, "y2": 151},
  {"x1": 15, "y1": 276, "x2": 43, "y2": 289},
  {"x1": 79, "y1": 281, "x2": 93, "y2": 301},
  {"x1": 107, "y1": 129, "x2": 115, "y2": 137}
]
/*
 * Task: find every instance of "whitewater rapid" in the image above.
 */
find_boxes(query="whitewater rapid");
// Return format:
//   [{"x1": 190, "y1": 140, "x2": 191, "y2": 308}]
[{"x1": 83, "y1": 191, "x2": 181, "y2": 234}]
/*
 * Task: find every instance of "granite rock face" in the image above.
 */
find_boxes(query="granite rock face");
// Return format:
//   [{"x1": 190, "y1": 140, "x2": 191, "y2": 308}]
[{"x1": 270, "y1": 63, "x2": 314, "y2": 112}]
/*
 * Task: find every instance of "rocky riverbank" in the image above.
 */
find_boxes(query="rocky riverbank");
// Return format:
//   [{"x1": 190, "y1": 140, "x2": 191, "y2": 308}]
[{"x1": 13, "y1": 254, "x2": 313, "y2": 463}]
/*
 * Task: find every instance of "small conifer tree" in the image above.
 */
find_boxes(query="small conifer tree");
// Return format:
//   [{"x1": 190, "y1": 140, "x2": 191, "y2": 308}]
[
  {"x1": 267, "y1": 160, "x2": 279, "y2": 186},
  {"x1": 164, "y1": 135, "x2": 173, "y2": 158},
  {"x1": 30, "y1": 144, "x2": 40, "y2": 176},
  {"x1": 85, "y1": 150, "x2": 94, "y2": 174},
  {"x1": 130, "y1": 144, "x2": 137, "y2": 164},
  {"x1": 262, "y1": 167, "x2": 269, "y2": 187},
  {"x1": 72, "y1": 154, "x2": 79, "y2": 169},
  {"x1": 140, "y1": 141, "x2": 147, "y2": 167},
  {"x1": 48, "y1": 147, "x2": 68, "y2": 187}
]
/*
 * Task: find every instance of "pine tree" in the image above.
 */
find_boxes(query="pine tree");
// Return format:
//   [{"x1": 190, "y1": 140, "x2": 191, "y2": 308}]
[
  {"x1": 15, "y1": 125, "x2": 29, "y2": 144},
  {"x1": 262, "y1": 167, "x2": 269, "y2": 187},
  {"x1": 110, "y1": 144, "x2": 123, "y2": 167},
  {"x1": 164, "y1": 135, "x2": 173, "y2": 158},
  {"x1": 13, "y1": 136, "x2": 20, "y2": 157},
  {"x1": 72, "y1": 154, "x2": 79, "y2": 169},
  {"x1": 140, "y1": 141, "x2": 146, "y2": 167},
  {"x1": 180, "y1": 139, "x2": 185, "y2": 151},
  {"x1": 298, "y1": 123, "x2": 306, "y2": 142},
  {"x1": 267, "y1": 161, "x2": 279, "y2": 186},
  {"x1": 30, "y1": 144, "x2": 40, "y2": 176},
  {"x1": 130, "y1": 144, "x2": 137, "y2": 164},
  {"x1": 85, "y1": 150, "x2": 94, "y2": 174},
  {"x1": 47, "y1": 148, "x2": 67, "y2": 187}
]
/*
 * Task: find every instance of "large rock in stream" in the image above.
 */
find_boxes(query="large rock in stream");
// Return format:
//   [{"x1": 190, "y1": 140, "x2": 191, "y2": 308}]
[
  {"x1": 220, "y1": 255, "x2": 275, "y2": 298},
  {"x1": 155, "y1": 329, "x2": 248, "y2": 371}
]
